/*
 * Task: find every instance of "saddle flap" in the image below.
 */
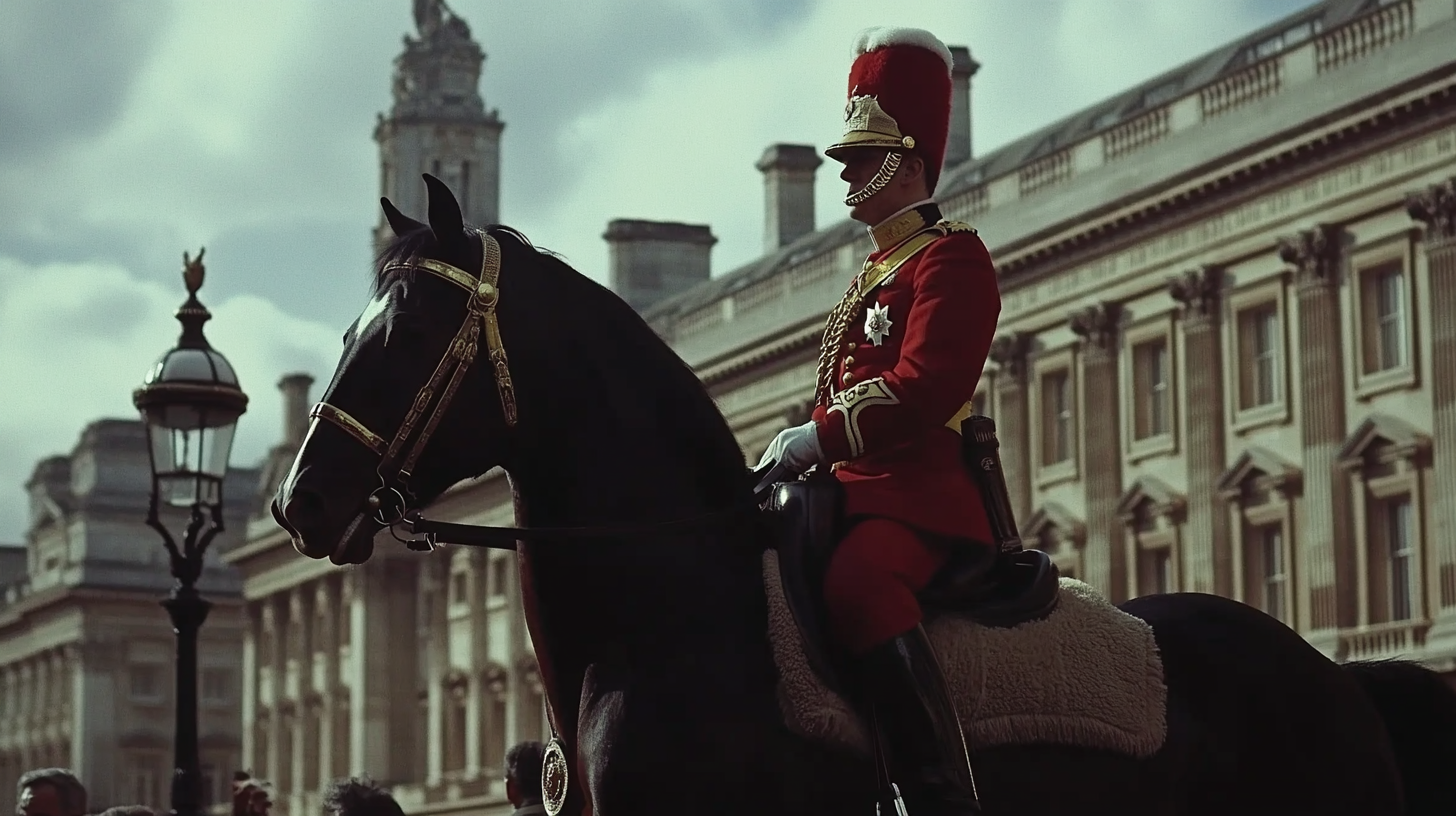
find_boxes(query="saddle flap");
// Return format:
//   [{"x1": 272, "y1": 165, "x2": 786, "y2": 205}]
[{"x1": 762, "y1": 471, "x2": 845, "y2": 688}]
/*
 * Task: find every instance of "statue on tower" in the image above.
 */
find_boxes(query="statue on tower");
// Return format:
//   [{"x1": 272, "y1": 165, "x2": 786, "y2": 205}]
[{"x1": 413, "y1": 0, "x2": 445, "y2": 35}]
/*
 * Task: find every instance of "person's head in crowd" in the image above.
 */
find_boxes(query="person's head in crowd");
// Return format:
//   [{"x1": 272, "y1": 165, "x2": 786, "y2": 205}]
[
  {"x1": 505, "y1": 741, "x2": 545, "y2": 808},
  {"x1": 231, "y1": 773, "x2": 272, "y2": 816},
  {"x1": 322, "y1": 778, "x2": 405, "y2": 816},
  {"x1": 15, "y1": 770, "x2": 86, "y2": 816},
  {"x1": 99, "y1": 806, "x2": 156, "y2": 816}
]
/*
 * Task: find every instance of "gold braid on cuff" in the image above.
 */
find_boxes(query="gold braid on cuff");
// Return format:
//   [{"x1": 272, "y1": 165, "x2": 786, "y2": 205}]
[
  {"x1": 845, "y1": 151, "x2": 903, "y2": 206},
  {"x1": 826, "y1": 377, "x2": 900, "y2": 458}
]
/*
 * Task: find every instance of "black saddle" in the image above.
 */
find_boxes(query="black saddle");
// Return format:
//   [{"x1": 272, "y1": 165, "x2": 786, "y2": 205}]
[{"x1": 761, "y1": 469, "x2": 1062, "y2": 691}]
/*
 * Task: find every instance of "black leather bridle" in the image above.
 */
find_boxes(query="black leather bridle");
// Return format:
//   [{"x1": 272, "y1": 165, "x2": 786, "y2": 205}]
[{"x1": 305, "y1": 229, "x2": 767, "y2": 557}]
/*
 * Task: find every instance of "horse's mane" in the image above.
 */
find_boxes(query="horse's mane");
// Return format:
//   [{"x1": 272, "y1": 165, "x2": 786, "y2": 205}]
[{"x1": 371, "y1": 224, "x2": 750, "y2": 502}]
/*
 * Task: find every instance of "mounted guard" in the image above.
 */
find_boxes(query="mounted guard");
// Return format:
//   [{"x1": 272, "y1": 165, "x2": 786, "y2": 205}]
[{"x1": 755, "y1": 26, "x2": 1006, "y2": 816}]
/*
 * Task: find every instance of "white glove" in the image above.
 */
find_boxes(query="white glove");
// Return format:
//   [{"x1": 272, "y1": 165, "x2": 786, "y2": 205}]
[{"x1": 755, "y1": 420, "x2": 825, "y2": 476}]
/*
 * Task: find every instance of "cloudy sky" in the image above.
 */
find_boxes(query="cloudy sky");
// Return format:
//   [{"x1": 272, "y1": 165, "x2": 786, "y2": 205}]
[{"x1": 0, "y1": 0, "x2": 1313, "y2": 543}]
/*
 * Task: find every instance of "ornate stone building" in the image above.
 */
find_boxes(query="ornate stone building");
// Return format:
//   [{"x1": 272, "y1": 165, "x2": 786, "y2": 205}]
[
  {"x1": 231, "y1": 0, "x2": 1456, "y2": 813},
  {"x1": 0, "y1": 420, "x2": 255, "y2": 809},
  {"x1": 373, "y1": 0, "x2": 503, "y2": 253}
]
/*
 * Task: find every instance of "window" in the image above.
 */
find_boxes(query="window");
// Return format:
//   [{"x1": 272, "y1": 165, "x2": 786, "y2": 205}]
[
  {"x1": 1040, "y1": 369, "x2": 1073, "y2": 466},
  {"x1": 1238, "y1": 304, "x2": 1281, "y2": 409},
  {"x1": 1132, "y1": 338, "x2": 1171, "y2": 440},
  {"x1": 1341, "y1": 419, "x2": 1431, "y2": 629},
  {"x1": 484, "y1": 692, "x2": 508, "y2": 770},
  {"x1": 129, "y1": 665, "x2": 162, "y2": 702},
  {"x1": 1252, "y1": 524, "x2": 1288, "y2": 622},
  {"x1": 451, "y1": 570, "x2": 468, "y2": 605},
  {"x1": 201, "y1": 668, "x2": 231, "y2": 704},
  {"x1": 446, "y1": 687, "x2": 468, "y2": 772},
  {"x1": 200, "y1": 763, "x2": 218, "y2": 808},
  {"x1": 1139, "y1": 548, "x2": 1173, "y2": 596},
  {"x1": 491, "y1": 557, "x2": 510, "y2": 598},
  {"x1": 1384, "y1": 496, "x2": 1416, "y2": 622},
  {"x1": 1354, "y1": 254, "x2": 1415, "y2": 394},
  {"x1": 125, "y1": 752, "x2": 165, "y2": 806}
]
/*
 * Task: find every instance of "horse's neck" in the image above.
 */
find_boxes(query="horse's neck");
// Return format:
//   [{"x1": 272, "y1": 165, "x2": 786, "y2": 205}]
[{"x1": 514, "y1": 423, "x2": 708, "y2": 525}]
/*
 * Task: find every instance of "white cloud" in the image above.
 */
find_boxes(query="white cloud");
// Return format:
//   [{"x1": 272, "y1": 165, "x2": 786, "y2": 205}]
[
  {"x1": 516, "y1": 0, "x2": 1306, "y2": 278},
  {"x1": 0, "y1": 255, "x2": 340, "y2": 539},
  {"x1": 0, "y1": 0, "x2": 1312, "y2": 542}
]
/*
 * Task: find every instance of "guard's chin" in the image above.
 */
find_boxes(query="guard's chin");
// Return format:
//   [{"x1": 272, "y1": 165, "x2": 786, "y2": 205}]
[{"x1": 328, "y1": 513, "x2": 378, "y2": 566}]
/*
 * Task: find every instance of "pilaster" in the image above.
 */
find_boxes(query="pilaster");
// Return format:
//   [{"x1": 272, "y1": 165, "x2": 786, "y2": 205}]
[
  {"x1": 988, "y1": 332, "x2": 1034, "y2": 528},
  {"x1": 1070, "y1": 301, "x2": 1126, "y2": 601},
  {"x1": 1169, "y1": 266, "x2": 1230, "y2": 595},
  {"x1": 240, "y1": 602, "x2": 258, "y2": 775},
  {"x1": 1278, "y1": 223, "x2": 1353, "y2": 631},
  {"x1": 262, "y1": 598, "x2": 285, "y2": 786},
  {"x1": 1408, "y1": 177, "x2": 1456, "y2": 653},
  {"x1": 424, "y1": 557, "x2": 447, "y2": 783},
  {"x1": 314, "y1": 578, "x2": 337, "y2": 790}
]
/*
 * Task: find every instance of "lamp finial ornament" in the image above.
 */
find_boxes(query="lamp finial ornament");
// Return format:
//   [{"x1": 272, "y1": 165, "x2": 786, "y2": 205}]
[{"x1": 182, "y1": 247, "x2": 206, "y2": 295}]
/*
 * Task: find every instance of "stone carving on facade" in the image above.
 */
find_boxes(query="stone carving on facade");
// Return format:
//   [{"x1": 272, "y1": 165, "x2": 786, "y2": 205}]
[
  {"x1": 1167, "y1": 266, "x2": 1223, "y2": 321},
  {"x1": 1068, "y1": 301, "x2": 1123, "y2": 353},
  {"x1": 1277, "y1": 223, "x2": 1344, "y2": 290},
  {"x1": 1406, "y1": 176, "x2": 1456, "y2": 242},
  {"x1": 988, "y1": 331, "x2": 1033, "y2": 382},
  {"x1": 1115, "y1": 476, "x2": 1188, "y2": 527},
  {"x1": 483, "y1": 662, "x2": 508, "y2": 696},
  {"x1": 1214, "y1": 447, "x2": 1304, "y2": 502}
]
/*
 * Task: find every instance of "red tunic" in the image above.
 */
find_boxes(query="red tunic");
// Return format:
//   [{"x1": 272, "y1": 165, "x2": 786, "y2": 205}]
[{"x1": 811, "y1": 222, "x2": 1000, "y2": 543}]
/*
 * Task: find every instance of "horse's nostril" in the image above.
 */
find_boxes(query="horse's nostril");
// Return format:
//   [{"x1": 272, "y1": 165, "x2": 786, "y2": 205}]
[{"x1": 279, "y1": 490, "x2": 325, "y2": 536}]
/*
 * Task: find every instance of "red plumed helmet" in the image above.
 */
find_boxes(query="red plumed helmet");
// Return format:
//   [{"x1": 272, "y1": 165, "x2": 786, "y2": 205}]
[{"x1": 826, "y1": 27, "x2": 954, "y2": 185}]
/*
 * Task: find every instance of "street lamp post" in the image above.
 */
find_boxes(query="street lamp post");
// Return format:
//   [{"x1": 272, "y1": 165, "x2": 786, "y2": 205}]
[{"x1": 133, "y1": 248, "x2": 249, "y2": 816}]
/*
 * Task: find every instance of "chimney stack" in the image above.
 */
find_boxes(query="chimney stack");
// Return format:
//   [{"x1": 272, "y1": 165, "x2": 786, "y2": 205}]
[
  {"x1": 604, "y1": 220, "x2": 717, "y2": 313},
  {"x1": 946, "y1": 46, "x2": 980, "y2": 170},
  {"x1": 755, "y1": 144, "x2": 822, "y2": 253},
  {"x1": 278, "y1": 373, "x2": 315, "y2": 448}
]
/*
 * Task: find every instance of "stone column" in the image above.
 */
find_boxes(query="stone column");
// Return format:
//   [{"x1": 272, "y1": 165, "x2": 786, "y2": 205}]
[
  {"x1": 315, "y1": 579, "x2": 338, "y2": 790},
  {"x1": 1169, "y1": 267, "x2": 1231, "y2": 595},
  {"x1": 262, "y1": 599, "x2": 286, "y2": 786},
  {"x1": 240, "y1": 603, "x2": 258, "y2": 774},
  {"x1": 1278, "y1": 224, "x2": 1352, "y2": 634},
  {"x1": 1070, "y1": 302, "x2": 1126, "y2": 601},
  {"x1": 1408, "y1": 179, "x2": 1456, "y2": 612},
  {"x1": 423, "y1": 557, "x2": 447, "y2": 783},
  {"x1": 73, "y1": 643, "x2": 117, "y2": 806},
  {"x1": 288, "y1": 587, "x2": 311, "y2": 796},
  {"x1": 988, "y1": 332, "x2": 1034, "y2": 528},
  {"x1": 466, "y1": 550, "x2": 488, "y2": 777}
]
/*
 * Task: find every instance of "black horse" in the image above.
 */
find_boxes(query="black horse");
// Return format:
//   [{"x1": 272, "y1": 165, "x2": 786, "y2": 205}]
[{"x1": 273, "y1": 175, "x2": 1456, "y2": 816}]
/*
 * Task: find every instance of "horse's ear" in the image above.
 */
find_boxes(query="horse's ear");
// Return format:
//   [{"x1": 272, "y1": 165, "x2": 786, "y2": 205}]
[
  {"x1": 380, "y1": 197, "x2": 425, "y2": 237},
  {"x1": 422, "y1": 173, "x2": 468, "y2": 256}
]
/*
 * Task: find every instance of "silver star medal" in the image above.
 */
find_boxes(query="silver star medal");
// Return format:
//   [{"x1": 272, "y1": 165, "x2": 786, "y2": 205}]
[{"x1": 864, "y1": 302, "x2": 893, "y2": 346}]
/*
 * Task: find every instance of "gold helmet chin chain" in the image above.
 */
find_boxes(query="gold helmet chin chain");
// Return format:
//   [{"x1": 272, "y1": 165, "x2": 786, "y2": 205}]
[{"x1": 845, "y1": 150, "x2": 904, "y2": 206}]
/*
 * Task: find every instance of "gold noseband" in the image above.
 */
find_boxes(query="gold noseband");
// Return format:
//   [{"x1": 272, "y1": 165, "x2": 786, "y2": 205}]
[{"x1": 308, "y1": 230, "x2": 517, "y2": 525}]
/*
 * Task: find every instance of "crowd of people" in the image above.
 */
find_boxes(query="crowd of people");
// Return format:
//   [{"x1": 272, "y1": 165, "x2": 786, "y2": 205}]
[{"x1": 14, "y1": 740, "x2": 547, "y2": 816}]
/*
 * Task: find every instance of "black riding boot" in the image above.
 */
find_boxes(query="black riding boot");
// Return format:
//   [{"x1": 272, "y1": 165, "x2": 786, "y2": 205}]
[{"x1": 858, "y1": 624, "x2": 981, "y2": 816}]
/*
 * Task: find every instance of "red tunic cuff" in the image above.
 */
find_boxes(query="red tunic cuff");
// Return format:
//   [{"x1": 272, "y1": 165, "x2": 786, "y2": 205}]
[{"x1": 815, "y1": 414, "x2": 852, "y2": 466}]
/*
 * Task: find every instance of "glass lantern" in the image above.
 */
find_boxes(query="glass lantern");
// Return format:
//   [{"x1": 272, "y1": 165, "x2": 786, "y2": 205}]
[{"x1": 133, "y1": 249, "x2": 249, "y2": 511}]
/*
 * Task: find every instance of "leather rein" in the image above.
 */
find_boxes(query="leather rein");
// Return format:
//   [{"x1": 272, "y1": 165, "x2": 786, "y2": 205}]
[{"x1": 306, "y1": 229, "x2": 756, "y2": 556}]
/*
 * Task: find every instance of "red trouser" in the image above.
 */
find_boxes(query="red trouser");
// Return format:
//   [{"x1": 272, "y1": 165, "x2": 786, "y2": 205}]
[{"x1": 822, "y1": 517, "x2": 952, "y2": 655}]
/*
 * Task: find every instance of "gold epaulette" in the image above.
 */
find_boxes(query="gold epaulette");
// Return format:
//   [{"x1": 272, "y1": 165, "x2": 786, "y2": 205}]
[{"x1": 934, "y1": 220, "x2": 977, "y2": 235}]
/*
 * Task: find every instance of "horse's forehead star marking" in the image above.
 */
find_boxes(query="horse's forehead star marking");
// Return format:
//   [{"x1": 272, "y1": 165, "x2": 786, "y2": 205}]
[{"x1": 356, "y1": 292, "x2": 390, "y2": 336}]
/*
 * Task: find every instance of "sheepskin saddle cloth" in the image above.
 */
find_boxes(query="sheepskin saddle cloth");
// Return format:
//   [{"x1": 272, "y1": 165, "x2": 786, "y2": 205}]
[{"x1": 762, "y1": 549, "x2": 1169, "y2": 759}]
